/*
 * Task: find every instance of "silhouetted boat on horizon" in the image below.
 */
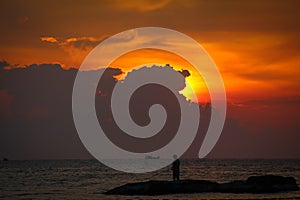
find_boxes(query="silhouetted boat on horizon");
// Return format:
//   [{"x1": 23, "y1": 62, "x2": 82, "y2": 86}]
[{"x1": 145, "y1": 155, "x2": 160, "y2": 159}]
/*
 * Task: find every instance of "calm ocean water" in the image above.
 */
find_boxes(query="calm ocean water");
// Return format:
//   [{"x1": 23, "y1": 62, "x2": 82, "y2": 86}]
[{"x1": 0, "y1": 159, "x2": 299, "y2": 199}]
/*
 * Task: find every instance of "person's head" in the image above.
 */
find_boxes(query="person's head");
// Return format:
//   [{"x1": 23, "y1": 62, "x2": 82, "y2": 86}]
[{"x1": 173, "y1": 154, "x2": 177, "y2": 160}]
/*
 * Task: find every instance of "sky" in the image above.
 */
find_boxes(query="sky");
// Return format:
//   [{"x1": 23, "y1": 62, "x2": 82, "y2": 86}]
[{"x1": 0, "y1": 0, "x2": 300, "y2": 159}]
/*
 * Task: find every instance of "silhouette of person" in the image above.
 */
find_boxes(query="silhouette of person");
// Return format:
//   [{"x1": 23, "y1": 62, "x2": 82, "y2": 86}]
[{"x1": 171, "y1": 154, "x2": 180, "y2": 181}]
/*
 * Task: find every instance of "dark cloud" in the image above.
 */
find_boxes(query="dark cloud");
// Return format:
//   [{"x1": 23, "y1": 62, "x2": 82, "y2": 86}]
[
  {"x1": 0, "y1": 63, "x2": 86, "y2": 159},
  {"x1": 0, "y1": 61, "x2": 10, "y2": 70},
  {"x1": 0, "y1": 63, "x2": 299, "y2": 160},
  {"x1": 1, "y1": 63, "x2": 205, "y2": 159},
  {"x1": 65, "y1": 37, "x2": 101, "y2": 50},
  {"x1": 177, "y1": 68, "x2": 191, "y2": 78},
  {"x1": 41, "y1": 36, "x2": 107, "y2": 51},
  {"x1": 209, "y1": 115, "x2": 300, "y2": 159}
]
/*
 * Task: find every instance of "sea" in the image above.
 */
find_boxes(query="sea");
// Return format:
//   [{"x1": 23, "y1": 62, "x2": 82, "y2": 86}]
[{"x1": 1, "y1": 159, "x2": 299, "y2": 199}]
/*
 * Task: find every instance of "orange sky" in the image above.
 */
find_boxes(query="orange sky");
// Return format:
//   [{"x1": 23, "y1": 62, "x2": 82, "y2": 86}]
[
  {"x1": 1, "y1": 0, "x2": 300, "y2": 158},
  {"x1": 1, "y1": 0, "x2": 300, "y2": 118}
]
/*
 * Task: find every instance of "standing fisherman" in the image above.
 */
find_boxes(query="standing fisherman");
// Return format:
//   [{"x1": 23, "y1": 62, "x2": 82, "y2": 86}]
[{"x1": 171, "y1": 154, "x2": 180, "y2": 181}]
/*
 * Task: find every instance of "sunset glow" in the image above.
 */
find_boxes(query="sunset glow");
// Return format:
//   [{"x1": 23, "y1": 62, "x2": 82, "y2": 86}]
[
  {"x1": 109, "y1": 49, "x2": 210, "y2": 103},
  {"x1": 1, "y1": 0, "x2": 300, "y2": 160}
]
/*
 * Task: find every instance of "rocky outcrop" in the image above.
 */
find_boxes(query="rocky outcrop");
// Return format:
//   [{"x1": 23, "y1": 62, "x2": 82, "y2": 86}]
[{"x1": 104, "y1": 175, "x2": 299, "y2": 195}]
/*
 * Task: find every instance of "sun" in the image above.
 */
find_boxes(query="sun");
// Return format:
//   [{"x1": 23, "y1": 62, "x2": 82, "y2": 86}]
[{"x1": 109, "y1": 48, "x2": 210, "y2": 103}]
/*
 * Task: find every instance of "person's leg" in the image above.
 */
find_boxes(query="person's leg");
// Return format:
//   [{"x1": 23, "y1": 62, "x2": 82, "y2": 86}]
[
  {"x1": 175, "y1": 170, "x2": 179, "y2": 181},
  {"x1": 173, "y1": 171, "x2": 176, "y2": 181}
]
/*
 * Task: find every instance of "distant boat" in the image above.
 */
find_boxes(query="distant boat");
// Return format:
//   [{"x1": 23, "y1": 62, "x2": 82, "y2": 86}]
[
  {"x1": 3, "y1": 158, "x2": 8, "y2": 161},
  {"x1": 145, "y1": 155, "x2": 160, "y2": 159}
]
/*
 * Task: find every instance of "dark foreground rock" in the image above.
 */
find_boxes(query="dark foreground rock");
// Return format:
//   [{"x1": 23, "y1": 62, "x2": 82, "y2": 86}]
[{"x1": 104, "y1": 175, "x2": 299, "y2": 195}]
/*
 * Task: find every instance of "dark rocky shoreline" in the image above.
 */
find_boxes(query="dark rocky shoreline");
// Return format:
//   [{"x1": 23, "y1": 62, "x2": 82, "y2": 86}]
[{"x1": 104, "y1": 175, "x2": 299, "y2": 196}]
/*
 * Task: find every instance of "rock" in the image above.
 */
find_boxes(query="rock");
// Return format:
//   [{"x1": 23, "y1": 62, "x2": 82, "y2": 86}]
[
  {"x1": 105, "y1": 180, "x2": 219, "y2": 195},
  {"x1": 244, "y1": 175, "x2": 299, "y2": 193},
  {"x1": 104, "y1": 175, "x2": 299, "y2": 195}
]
